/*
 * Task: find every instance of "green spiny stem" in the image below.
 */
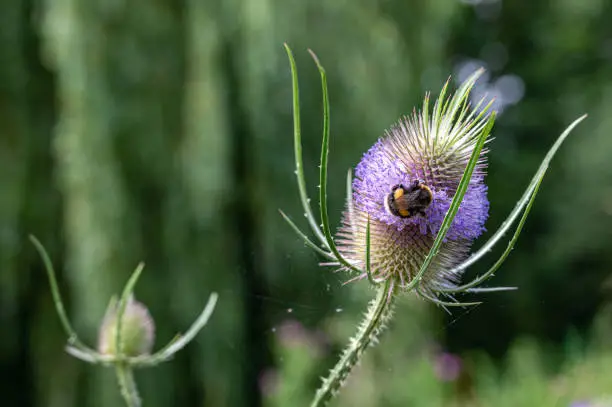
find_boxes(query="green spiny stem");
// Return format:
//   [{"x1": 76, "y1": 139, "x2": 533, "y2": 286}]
[
  {"x1": 310, "y1": 280, "x2": 395, "y2": 407},
  {"x1": 116, "y1": 363, "x2": 141, "y2": 407}
]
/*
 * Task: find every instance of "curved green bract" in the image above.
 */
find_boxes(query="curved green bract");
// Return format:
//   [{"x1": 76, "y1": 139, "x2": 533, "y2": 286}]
[
  {"x1": 279, "y1": 210, "x2": 335, "y2": 259},
  {"x1": 364, "y1": 216, "x2": 378, "y2": 285},
  {"x1": 442, "y1": 176, "x2": 544, "y2": 293},
  {"x1": 30, "y1": 235, "x2": 98, "y2": 356},
  {"x1": 308, "y1": 48, "x2": 363, "y2": 274},
  {"x1": 131, "y1": 292, "x2": 218, "y2": 367},
  {"x1": 281, "y1": 44, "x2": 362, "y2": 273},
  {"x1": 115, "y1": 263, "x2": 145, "y2": 358},
  {"x1": 283, "y1": 44, "x2": 327, "y2": 246},
  {"x1": 440, "y1": 114, "x2": 588, "y2": 292},
  {"x1": 404, "y1": 111, "x2": 496, "y2": 292}
]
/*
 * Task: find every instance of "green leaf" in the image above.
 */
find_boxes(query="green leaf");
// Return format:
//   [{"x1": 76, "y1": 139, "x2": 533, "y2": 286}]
[{"x1": 417, "y1": 287, "x2": 482, "y2": 308}]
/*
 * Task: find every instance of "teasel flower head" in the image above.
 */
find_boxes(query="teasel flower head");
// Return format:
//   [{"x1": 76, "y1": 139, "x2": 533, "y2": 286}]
[
  {"x1": 336, "y1": 71, "x2": 492, "y2": 298},
  {"x1": 282, "y1": 44, "x2": 586, "y2": 308},
  {"x1": 282, "y1": 45, "x2": 585, "y2": 407}
]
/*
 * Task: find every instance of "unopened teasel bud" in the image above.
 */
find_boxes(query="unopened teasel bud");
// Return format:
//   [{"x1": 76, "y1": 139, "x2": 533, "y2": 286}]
[{"x1": 98, "y1": 296, "x2": 155, "y2": 357}]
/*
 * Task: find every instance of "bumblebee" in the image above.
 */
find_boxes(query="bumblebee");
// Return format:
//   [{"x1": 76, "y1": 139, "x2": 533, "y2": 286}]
[{"x1": 384, "y1": 180, "x2": 433, "y2": 218}]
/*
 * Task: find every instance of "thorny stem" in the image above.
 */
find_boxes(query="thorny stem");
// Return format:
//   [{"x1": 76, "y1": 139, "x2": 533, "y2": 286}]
[
  {"x1": 310, "y1": 279, "x2": 395, "y2": 407},
  {"x1": 116, "y1": 363, "x2": 141, "y2": 407}
]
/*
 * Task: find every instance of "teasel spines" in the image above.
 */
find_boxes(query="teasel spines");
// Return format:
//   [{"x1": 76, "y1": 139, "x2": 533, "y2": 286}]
[{"x1": 336, "y1": 71, "x2": 493, "y2": 297}]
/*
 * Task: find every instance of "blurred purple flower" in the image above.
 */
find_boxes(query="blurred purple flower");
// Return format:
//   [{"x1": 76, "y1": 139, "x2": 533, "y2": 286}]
[
  {"x1": 275, "y1": 319, "x2": 327, "y2": 357},
  {"x1": 259, "y1": 369, "x2": 279, "y2": 397},
  {"x1": 570, "y1": 398, "x2": 612, "y2": 407},
  {"x1": 277, "y1": 319, "x2": 308, "y2": 345},
  {"x1": 434, "y1": 352, "x2": 463, "y2": 382}
]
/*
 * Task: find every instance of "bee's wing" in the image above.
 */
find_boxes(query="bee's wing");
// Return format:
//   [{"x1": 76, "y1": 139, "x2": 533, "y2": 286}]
[{"x1": 394, "y1": 192, "x2": 420, "y2": 210}]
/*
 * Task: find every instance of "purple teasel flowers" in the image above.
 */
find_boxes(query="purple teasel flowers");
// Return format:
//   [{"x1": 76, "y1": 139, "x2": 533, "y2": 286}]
[
  {"x1": 281, "y1": 44, "x2": 585, "y2": 407},
  {"x1": 337, "y1": 79, "x2": 492, "y2": 299}
]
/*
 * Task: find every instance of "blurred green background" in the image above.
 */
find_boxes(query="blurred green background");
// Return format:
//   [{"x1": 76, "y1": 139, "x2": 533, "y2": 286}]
[{"x1": 1, "y1": 0, "x2": 612, "y2": 406}]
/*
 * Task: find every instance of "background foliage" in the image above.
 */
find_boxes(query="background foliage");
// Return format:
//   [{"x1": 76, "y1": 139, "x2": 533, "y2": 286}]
[{"x1": 1, "y1": 0, "x2": 611, "y2": 406}]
